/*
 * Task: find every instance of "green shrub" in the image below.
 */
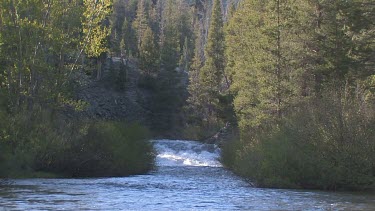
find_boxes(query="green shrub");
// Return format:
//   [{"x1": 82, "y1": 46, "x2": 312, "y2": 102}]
[
  {"x1": 223, "y1": 92, "x2": 375, "y2": 190},
  {"x1": 182, "y1": 123, "x2": 223, "y2": 141},
  {"x1": 0, "y1": 110, "x2": 155, "y2": 178},
  {"x1": 64, "y1": 121, "x2": 155, "y2": 177}
]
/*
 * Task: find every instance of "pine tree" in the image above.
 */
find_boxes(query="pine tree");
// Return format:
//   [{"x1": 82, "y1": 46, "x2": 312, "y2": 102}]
[
  {"x1": 152, "y1": 0, "x2": 193, "y2": 132},
  {"x1": 176, "y1": 1, "x2": 194, "y2": 59},
  {"x1": 226, "y1": 0, "x2": 312, "y2": 130},
  {"x1": 179, "y1": 37, "x2": 190, "y2": 71},
  {"x1": 149, "y1": 0, "x2": 162, "y2": 46},
  {"x1": 199, "y1": 0, "x2": 225, "y2": 122},
  {"x1": 139, "y1": 26, "x2": 159, "y2": 75},
  {"x1": 132, "y1": 0, "x2": 149, "y2": 52},
  {"x1": 121, "y1": 17, "x2": 137, "y2": 58},
  {"x1": 109, "y1": 0, "x2": 127, "y2": 56},
  {"x1": 186, "y1": 20, "x2": 205, "y2": 122},
  {"x1": 309, "y1": 0, "x2": 375, "y2": 89},
  {"x1": 222, "y1": 0, "x2": 375, "y2": 190},
  {"x1": 160, "y1": 0, "x2": 180, "y2": 72}
]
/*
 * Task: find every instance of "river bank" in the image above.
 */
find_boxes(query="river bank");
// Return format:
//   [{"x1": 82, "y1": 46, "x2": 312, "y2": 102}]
[
  {"x1": 0, "y1": 118, "x2": 155, "y2": 179},
  {"x1": 1, "y1": 140, "x2": 374, "y2": 210}
]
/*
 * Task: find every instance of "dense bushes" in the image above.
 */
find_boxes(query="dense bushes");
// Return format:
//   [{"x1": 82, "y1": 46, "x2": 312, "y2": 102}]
[
  {"x1": 222, "y1": 91, "x2": 375, "y2": 191},
  {"x1": 65, "y1": 122, "x2": 155, "y2": 177},
  {"x1": 0, "y1": 110, "x2": 155, "y2": 178}
]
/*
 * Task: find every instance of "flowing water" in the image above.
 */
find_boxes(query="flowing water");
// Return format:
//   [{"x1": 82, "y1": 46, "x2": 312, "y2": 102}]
[{"x1": 0, "y1": 140, "x2": 374, "y2": 210}]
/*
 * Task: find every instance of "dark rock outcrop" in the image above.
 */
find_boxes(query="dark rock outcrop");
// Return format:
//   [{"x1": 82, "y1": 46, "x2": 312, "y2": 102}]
[
  {"x1": 204, "y1": 123, "x2": 235, "y2": 146},
  {"x1": 73, "y1": 57, "x2": 152, "y2": 125}
]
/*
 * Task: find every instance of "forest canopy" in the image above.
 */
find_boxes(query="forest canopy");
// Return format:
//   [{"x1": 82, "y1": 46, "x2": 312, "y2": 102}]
[{"x1": 0, "y1": 0, "x2": 374, "y2": 190}]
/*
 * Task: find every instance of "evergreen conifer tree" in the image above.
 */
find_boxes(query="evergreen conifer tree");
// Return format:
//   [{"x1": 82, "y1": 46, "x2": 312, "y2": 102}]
[
  {"x1": 179, "y1": 37, "x2": 190, "y2": 71},
  {"x1": 226, "y1": 0, "x2": 312, "y2": 130},
  {"x1": 160, "y1": 0, "x2": 180, "y2": 72},
  {"x1": 132, "y1": 0, "x2": 149, "y2": 52},
  {"x1": 139, "y1": 26, "x2": 159, "y2": 75},
  {"x1": 186, "y1": 20, "x2": 205, "y2": 122},
  {"x1": 199, "y1": 0, "x2": 225, "y2": 122}
]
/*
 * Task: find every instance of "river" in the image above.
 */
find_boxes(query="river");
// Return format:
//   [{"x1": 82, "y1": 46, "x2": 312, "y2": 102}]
[{"x1": 0, "y1": 140, "x2": 374, "y2": 210}]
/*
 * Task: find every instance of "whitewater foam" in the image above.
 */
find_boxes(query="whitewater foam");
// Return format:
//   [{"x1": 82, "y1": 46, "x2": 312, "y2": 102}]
[{"x1": 152, "y1": 140, "x2": 222, "y2": 167}]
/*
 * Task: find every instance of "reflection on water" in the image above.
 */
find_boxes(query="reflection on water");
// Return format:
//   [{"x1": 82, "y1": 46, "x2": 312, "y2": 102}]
[{"x1": 0, "y1": 140, "x2": 374, "y2": 210}]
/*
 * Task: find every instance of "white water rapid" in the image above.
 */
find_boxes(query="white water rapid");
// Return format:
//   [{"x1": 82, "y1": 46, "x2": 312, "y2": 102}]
[{"x1": 152, "y1": 139, "x2": 222, "y2": 167}]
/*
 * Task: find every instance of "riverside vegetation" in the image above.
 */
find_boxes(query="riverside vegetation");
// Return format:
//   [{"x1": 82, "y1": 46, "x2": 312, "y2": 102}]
[
  {"x1": 0, "y1": 0, "x2": 154, "y2": 178},
  {"x1": 221, "y1": 0, "x2": 375, "y2": 191},
  {"x1": 1, "y1": 0, "x2": 374, "y2": 191}
]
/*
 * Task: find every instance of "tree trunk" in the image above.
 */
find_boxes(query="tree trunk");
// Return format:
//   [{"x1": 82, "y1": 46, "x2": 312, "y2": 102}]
[{"x1": 97, "y1": 58, "x2": 102, "y2": 80}]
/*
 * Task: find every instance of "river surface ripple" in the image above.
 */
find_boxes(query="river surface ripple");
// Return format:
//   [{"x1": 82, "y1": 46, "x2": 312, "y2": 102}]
[{"x1": 0, "y1": 139, "x2": 374, "y2": 210}]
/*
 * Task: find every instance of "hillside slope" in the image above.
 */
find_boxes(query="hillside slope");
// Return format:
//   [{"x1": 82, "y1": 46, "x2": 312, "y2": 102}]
[{"x1": 74, "y1": 58, "x2": 152, "y2": 125}]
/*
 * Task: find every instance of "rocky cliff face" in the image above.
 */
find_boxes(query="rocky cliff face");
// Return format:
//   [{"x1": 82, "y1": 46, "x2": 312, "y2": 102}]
[{"x1": 73, "y1": 57, "x2": 152, "y2": 125}]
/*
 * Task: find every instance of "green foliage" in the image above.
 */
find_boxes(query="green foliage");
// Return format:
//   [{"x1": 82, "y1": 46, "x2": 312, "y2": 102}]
[
  {"x1": 148, "y1": 0, "x2": 195, "y2": 135},
  {"x1": 121, "y1": 17, "x2": 137, "y2": 57},
  {"x1": 186, "y1": 1, "x2": 233, "y2": 137},
  {"x1": 151, "y1": 69, "x2": 186, "y2": 134},
  {"x1": 149, "y1": 1, "x2": 161, "y2": 45},
  {"x1": 0, "y1": 111, "x2": 155, "y2": 178},
  {"x1": 181, "y1": 123, "x2": 222, "y2": 141},
  {"x1": 116, "y1": 60, "x2": 128, "y2": 91},
  {"x1": 82, "y1": 0, "x2": 112, "y2": 58},
  {"x1": 199, "y1": 0, "x2": 226, "y2": 122},
  {"x1": 185, "y1": 0, "x2": 227, "y2": 132},
  {"x1": 179, "y1": 37, "x2": 190, "y2": 71},
  {"x1": 226, "y1": 0, "x2": 311, "y2": 131},
  {"x1": 202, "y1": 0, "x2": 225, "y2": 88},
  {"x1": 227, "y1": 1, "x2": 236, "y2": 21},
  {"x1": 138, "y1": 75, "x2": 158, "y2": 90},
  {"x1": 82, "y1": 0, "x2": 112, "y2": 80},
  {"x1": 176, "y1": 2, "x2": 194, "y2": 67},
  {"x1": 67, "y1": 121, "x2": 155, "y2": 177},
  {"x1": 111, "y1": 0, "x2": 138, "y2": 58},
  {"x1": 223, "y1": 91, "x2": 375, "y2": 190},
  {"x1": 139, "y1": 26, "x2": 159, "y2": 75},
  {"x1": 160, "y1": 0, "x2": 181, "y2": 72},
  {"x1": 0, "y1": 0, "x2": 84, "y2": 110},
  {"x1": 110, "y1": 0, "x2": 128, "y2": 56},
  {"x1": 0, "y1": 0, "x2": 162, "y2": 179},
  {"x1": 132, "y1": 0, "x2": 149, "y2": 52},
  {"x1": 1, "y1": 0, "x2": 373, "y2": 192},
  {"x1": 223, "y1": 0, "x2": 375, "y2": 191},
  {"x1": 186, "y1": 20, "x2": 204, "y2": 123}
]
